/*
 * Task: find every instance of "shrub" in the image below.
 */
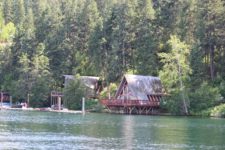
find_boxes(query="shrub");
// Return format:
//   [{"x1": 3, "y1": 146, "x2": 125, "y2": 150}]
[
  {"x1": 210, "y1": 104, "x2": 225, "y2": 117},
  {"x1": 63, "y1": 77, "x2": 85, "y2": 110},
  {"x1": 99, "y1": 83, "x2": 117, "y2": 99},
  {"x1": 189, "y1": 82, "x2": 222, "y2": 113},
  {"x1": 85, "y1": 98, "x2": 104, "y2": 112},
  {"x1": 160, "y1": 90, "x2": 189, "y2": 115}
]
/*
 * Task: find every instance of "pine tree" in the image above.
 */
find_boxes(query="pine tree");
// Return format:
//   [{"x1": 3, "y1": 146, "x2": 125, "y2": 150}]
[
  {"x1": 134, "y1": 0, "x2": 158, "y2": 75},
  {"x1": 3, "y1": 0, "x2": 13, "y2": 24},
  {"x1": 13, "y1": 0, "x2": 25, "y2": 25}
]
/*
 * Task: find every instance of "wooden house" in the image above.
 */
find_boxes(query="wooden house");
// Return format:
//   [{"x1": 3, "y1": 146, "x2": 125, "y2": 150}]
[
  {"x1": 50, "y1": 75, "x2": 101, "y2": 110},
  {"x1": 63, "y1": 75, "x2": 101, "y2": 98},
  {"x1": 101, "y1": 74, "x2": 165, "y2": 114}
]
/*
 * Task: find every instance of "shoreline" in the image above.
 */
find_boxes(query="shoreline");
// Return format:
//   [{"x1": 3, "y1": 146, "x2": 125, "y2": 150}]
[
  {"x1": 1, "y1": 107, "x2": 224, "y2": 118},
  {"x1": 0, "y1": 107, "x2": 83, "y2": 114}
]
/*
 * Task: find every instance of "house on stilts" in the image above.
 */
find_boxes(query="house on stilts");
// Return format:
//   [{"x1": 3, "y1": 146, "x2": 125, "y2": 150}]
[{"x1": 101, "y1": 74, "x2": 165, "y2": 114}]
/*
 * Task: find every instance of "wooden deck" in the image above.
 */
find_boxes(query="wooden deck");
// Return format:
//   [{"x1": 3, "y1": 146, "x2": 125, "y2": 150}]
[
  {"x1": 101, "y1": 99, "x2": 161, "y2": 115},
  {"x1": 101, "y1": 99, "x2": 160, "y2": 107}
]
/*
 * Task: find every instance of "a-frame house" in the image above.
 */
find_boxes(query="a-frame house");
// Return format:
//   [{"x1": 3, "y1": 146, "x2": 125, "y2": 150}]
[{"x1": 101, "y1": 74, "x2": 165, "y2": 114}]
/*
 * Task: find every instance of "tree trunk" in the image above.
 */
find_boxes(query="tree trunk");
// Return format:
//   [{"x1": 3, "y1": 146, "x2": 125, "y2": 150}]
[
  {"x1": 178, "y1": 60, "x2": 188, "y2": 115},
  {"x1": 209, "y1": 44, "x2": 214, "y2": 81}
]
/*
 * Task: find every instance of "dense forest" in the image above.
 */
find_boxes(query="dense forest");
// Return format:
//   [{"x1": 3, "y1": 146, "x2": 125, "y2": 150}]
[{"x1": 0, "y1": 0, "x2": 225, "y2": 115}]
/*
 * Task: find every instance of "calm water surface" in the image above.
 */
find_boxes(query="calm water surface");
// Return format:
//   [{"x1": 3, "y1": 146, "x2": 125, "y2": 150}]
[{"x1": 0, "y1": 110, "x2": 225, "y2": 150}]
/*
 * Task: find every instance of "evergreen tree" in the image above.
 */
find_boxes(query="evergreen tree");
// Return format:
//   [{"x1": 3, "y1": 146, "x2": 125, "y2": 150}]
[
  {"x1": 3, "y1": 0, "x2": 13, "y2": 24},
  {"x1": 13, "y1": 0, "x2": 25, "y2": 25},
  {"x1": 134, "y1": 0, "x2": 158, "y2": 75},
  {"x1": 0, "y1": 0, "x2": 224, "y2": 111}
]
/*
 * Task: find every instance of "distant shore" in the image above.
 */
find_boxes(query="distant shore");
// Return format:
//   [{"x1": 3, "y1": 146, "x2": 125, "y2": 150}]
[{"x1": 0, "y1": 107, "x2": 83, "y2": 114}]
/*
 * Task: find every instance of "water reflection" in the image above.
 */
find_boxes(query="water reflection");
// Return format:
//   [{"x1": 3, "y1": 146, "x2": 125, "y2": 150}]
[{"x1": 122, "y1": 116, "x2": 134, "y2": 150}]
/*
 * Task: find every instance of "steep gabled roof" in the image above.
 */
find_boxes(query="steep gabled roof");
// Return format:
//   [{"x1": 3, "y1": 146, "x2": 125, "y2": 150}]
[
  {"x1": 79, "y1": 76, "x2": 99, "y2": 89},
  {"x1": 63, "y1": 75, "x2": 99, "y2": 89},
  {"x1": 63, "y1": 75, "x2": 100, "y2": 98},
  {"x1": 63, "y1": 75, "x2": 75, "y2": 87},
  {"x1": 115, "y1": 74, "x2": 163, "y2": 100}
]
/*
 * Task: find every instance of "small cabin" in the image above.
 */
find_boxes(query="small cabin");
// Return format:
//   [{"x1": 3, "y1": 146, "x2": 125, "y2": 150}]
[
  {"x1": 63, "y1": 75, "x2": 102, "y2": 98},
  {"x1": 50, "y1": 75, "x2": 102, "y2": 110},
  {"x1": 101, "y1": 74, "x2": 165, "y2": 114}
]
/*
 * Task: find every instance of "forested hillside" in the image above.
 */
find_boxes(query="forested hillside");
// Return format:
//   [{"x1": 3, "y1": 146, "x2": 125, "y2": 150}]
[{"x1": 0, "y1": 0, "x2": 225, "y2": 114}]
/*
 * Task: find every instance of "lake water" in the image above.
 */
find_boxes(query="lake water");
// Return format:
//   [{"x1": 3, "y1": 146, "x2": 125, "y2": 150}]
[{"x1": 0, "y1": 110, "x2": 225, "y2": 150}]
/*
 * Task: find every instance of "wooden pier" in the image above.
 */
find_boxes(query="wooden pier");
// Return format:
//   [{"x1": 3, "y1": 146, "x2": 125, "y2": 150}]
[{"x1": 101, "y1": 97, "x2": 161, "y2": 115}]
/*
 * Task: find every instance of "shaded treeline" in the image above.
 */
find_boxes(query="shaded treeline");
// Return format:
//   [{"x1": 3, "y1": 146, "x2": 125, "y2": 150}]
[{"x1": 0, "y1": 0, "x2": 225, "y2": 114}]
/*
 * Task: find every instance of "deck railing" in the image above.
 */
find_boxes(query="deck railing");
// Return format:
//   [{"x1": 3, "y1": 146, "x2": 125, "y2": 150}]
[
  {"x1": 101, "y1": 99, "x2": 160, "y2": 107},
  {"x1": 51, "y1": 91, "x2": 64, "y2": 97}
]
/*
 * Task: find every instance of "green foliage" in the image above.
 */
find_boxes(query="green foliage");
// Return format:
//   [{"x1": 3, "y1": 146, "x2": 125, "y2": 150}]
[
  {"x1": 159, "y1": 35, "x2": 191, "y2": 90},
  {"x1": 29, "y1": 77, "x2": 52, "y2": 107},
  {"x1": 210, "y1": 104, "x2": 225, "y2": 118},
  {"x1": 189, "y1": 82, "x2": 222, "y2": 113},
  {"x1": 196, "y1": 104, "x2": 225, "y2": 118},
  {"x1": 85, "y1": 99, "x2": 101, "y2": 111},
  {"x1": 12, "y1": 41, "x2": 52, "y2": 107},
  {"x1": 0, "y1": 22, "x2": 16, "y2": 42},
  {"x1": 159, "y1": 35, "x2": 191, "y2": 114},
  {"x1": 193, "y1": 108, "x2": 211, "y2": 117},
  {"x1": 85, "y1": 99, "x2": 98, "y2": 108},
  {"x1": 100, "y1": 83, "x2": 117, "y2": 99},
  {"x1": 63, "y1": 76, "x2": 85, "y2": 110},
  {"x1": 134, "y1": 0, "x2": 158, "y2": 76},
  {"x1": 0, "y1": 10, "x2": 16, "y2": 42},
  {"x1": 3, "y1": 0, "x2": 13, "y2": 24},
  {"x1": 161, "y1": 91, "x2": 185, "y2": 115},
  {"x1": 219, "y1": 80, "x2": 225, "y2": 99},
  {"x1": 13, "y1": 0, "x2": 25, "y2": 25},
  {"x1": 0, "y1": 0, "x2": 224, "y2": 114}
]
